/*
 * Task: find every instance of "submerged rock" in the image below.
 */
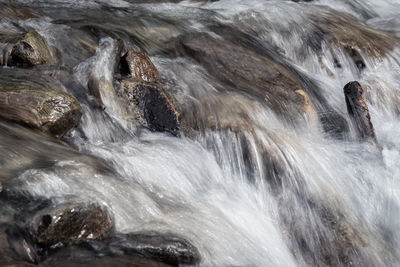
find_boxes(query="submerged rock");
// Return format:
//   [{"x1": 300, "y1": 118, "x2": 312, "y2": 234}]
[
  {"x1": 311, "y1": 10, "x2": 399, "y2": 58},
  {"x1": 319, "y1": 110, "x2": 349, "y2": 139},
  {"x1": 179, "y1": 36, "x2": 316, "y2": 123},
  {"x1": 87, "y1": 74, "x2": 106, "y2": 110},
  {"x1": 117, "y1": 79, "x2": 180, "y2": 136},
  {"x1": 10, "y1": 31, "x2": 53, "y2": 66},
  {"x1": 343, "y1": 45, "x2": 366, "y2": 71},
  {"x1": 0, "y1": 81, "x2": 82, "y2": 137},
  {"x1": 343, "y1": 81, "x2": 376, "y2": 142},
  {"x1": 0, "y1": 3, "x2": 39, "y2": 21},
  {"x1": 29, "y1": 203, "x2": 113, "y2": 247}
]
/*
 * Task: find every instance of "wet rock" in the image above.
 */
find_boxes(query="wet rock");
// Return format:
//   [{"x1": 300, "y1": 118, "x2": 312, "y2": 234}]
[
  {"x1": 0, "y1": 120, "x2": 111, "y2": 185},
  {"x1": 319, "y1": 110, "x2": 349, "y2": 139},
  {"x1": 41, "y1": 245, "x2": 171, "y2": 267},
  {"x1": 180, "y1": 92, "x2": 260, "y2": 133},
  {"x1": 0, "y1": 81, "x2": 82, "y2": 137},
  {"x1": 10, "y1": 30, "x2": 53, "y2": 66},
  {"x1": 0, "y1": 3, "x2": 39, "y2": 21},
  {"x1": 29, "y1": 203, "x2": 113, "y2": 247},
  {"x1": 343, "y1": 81, "x2": 376, "y2": 142},
  {"x1": 87, "y1": 74, "x2": 106, "y2": 110},
  {"x1": 0, "y1": 227, "x2": 18, "y2": 263},
  {"x1": 311, "y1": 10, "x2": 400, "y2": 58},
  {"x1": 6, "y1": 227, "x2": 38, "y2": 264},
  {"x1": 88, "y1": 232, "x2": 200, "y2": 266},
  {"x1": 117, "y1": 79, "x2": 180, "y2": 136},
  {"x1": 0, "y1": 260, "x2": 36, "y2": 267},
  {"x1": 343, "y1": 45, "x2": 366, "y2": 71},
  {"x1": 119, "y1": 51, "x2": 160, "y2": 83},
  {"x1": 179, "y1": 36, "x2": 316, "y2": 122}
]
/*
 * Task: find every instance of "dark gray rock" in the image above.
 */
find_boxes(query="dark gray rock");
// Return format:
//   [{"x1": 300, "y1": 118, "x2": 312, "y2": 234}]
[
  {"x1": 86, "y1": 231, "x2": 200, "y2": 266},
  {"x1": 41, "y1": 246, "x2": 171, "y2": 267},
  {"x1": 343, "y1": 81, "x2": 376, "y2": 142},
  {"x1": 118, "y1": 79, "x2": 180, "y2": 136}
]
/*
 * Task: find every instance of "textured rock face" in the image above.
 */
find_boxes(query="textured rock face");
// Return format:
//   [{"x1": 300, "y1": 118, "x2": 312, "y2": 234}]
[
  {"x1": 10, "y1": 31, "x2": 53, "y2": 66},
  {"x1": 29, "y1": 203, "x2": 113, "y2": 247},
  {"x1": 120, "y1": 51, "x2": 160, "y2": 83},
  {"x1": 118, "y1": 79, "x2": 180, "y2": 136},
  {"x1": 0, "y1": 82, "x2": 82, "y2": 137},
  {"x1": 343, "y1": 81, "x2": 376, "y2": 142}
]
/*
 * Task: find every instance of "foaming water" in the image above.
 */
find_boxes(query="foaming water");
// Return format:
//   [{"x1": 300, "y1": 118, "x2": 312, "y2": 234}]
[{"x1": 2, "y1": 0, "x2": 400, "y2": 266}]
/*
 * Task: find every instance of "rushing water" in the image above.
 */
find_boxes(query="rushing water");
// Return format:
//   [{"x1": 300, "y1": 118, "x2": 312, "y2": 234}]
[{"x1": 1, "y1": 0, "x2": 400, "y2": 266}]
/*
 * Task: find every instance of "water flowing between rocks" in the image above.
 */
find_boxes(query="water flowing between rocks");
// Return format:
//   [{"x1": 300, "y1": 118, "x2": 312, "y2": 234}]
[{"x1": 1, "y1": 0, "x2": 400, "y2": 266}]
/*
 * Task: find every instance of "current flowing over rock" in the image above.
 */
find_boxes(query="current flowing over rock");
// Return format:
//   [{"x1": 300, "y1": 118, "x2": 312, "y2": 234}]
[{"x1": 0, "y1": 0, "x2": 400, "y2": 266}]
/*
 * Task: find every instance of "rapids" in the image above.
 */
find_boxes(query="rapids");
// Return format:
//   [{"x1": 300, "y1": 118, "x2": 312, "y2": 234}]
[{"x1": 1, "y1": 0, "x2": 400, "y2": 266}]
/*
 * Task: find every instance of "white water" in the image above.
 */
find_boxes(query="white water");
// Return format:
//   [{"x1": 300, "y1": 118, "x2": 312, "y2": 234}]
[{"x1": 4, "y1": 0, "x2": 400, "y2": 266}]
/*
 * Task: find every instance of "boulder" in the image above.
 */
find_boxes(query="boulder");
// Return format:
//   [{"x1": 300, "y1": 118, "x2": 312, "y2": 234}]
[
  {"x1": 0, "y1": 81, "x2": 82, "y2": 137},
  {"x1": 343, "y1": 81, "x2": 376, "y2": 142},
  {"x1": 117, "y1": 79, "x2": 180, "y2": 136},
  {"x1": 29, "y1": 203, "x2": 113, "y2": 247},
  {"x1": 119, "y1": 51, "x2": 160, "y2": 83},
  {"x1": 10, "y1": 30, "x2": 53, "y2": 66}
]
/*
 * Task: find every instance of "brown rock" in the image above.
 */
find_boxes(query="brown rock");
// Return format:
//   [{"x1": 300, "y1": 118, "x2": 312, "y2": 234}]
[
  {"x1": 30, "y1": 203, "x2": 113, "y2": 247},
  {"x1": 311, "y1": 11, "x2": 399, "y2": 58},
  {"x1": 343, "y1": 81, "x2": 376, "y2": 142},
  {"x1": 10, "y1": 31, "x2": 53, "y2": 66},
  {"x1": 120, "y1": 51, "x2": 160, "y2": 83},
  {"x1": 0, "y1": 81, "x2": 82, "y2": 137},
  {"x1": 0, "y1": 3, "x2": 39, "y2": 21}
]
